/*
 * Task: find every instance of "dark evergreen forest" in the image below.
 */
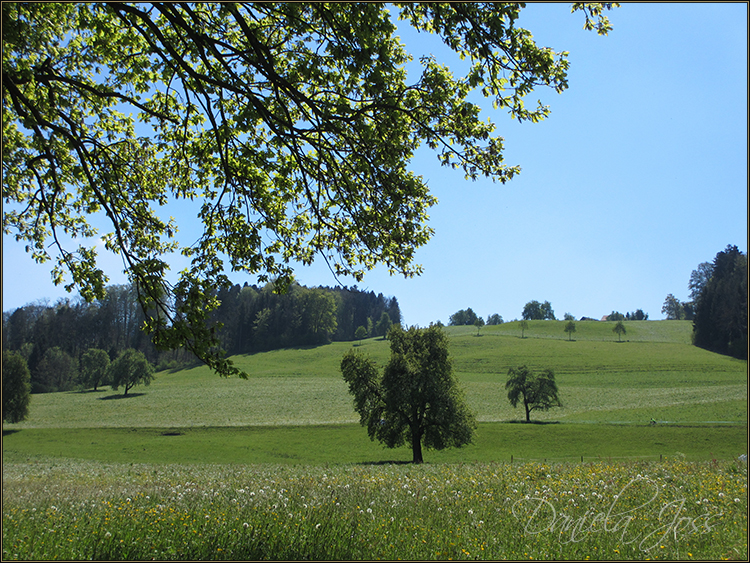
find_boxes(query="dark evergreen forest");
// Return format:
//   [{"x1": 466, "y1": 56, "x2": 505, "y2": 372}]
[{"x1": 2, "y1": 282, "x2": 401, "y2": 393}]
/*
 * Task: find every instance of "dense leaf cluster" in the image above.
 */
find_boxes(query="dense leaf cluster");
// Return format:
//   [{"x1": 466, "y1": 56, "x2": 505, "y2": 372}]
[
  {"x1": 505, "y1": 365, "x2": 562, "y2": 422},
  {"x1": 448, "y1": 308, "x2": 503, "y2": 326},
  {"x1": 2, "y1": 350, "x2": 31, "y2": 423},
  {"x1": 2, "y1": 2, "x2": 617, "y2": 377},
  {"x1": 341, "y1": 324, "x2": 476, "y2": 463},
  {"x1": 605, "y1": 309, "x2": 649, "y2": 321},
  {"x1": 522, "y1": 300, "x2": 556, "y2": 321}
]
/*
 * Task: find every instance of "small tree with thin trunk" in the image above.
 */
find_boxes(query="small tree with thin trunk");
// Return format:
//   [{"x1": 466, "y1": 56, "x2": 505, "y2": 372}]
[
  {"x1": 519, "y1": 320, "x2": 529, "y2": 338},
  {"x1": 564, "y1": 320, "x2": 576, "y2": 341},
  {"x1": 474, "y1": 317, "x2": 485, "y2": 336},
  {"x1": 80, "y1": 348, "x2": 111, "y2": 391},
  {"x1": 354, "y1": 325, "x2": 368, "y2": 344},
  {"x1": 109, "y1": 349, "x2": 155, "y2": 396},
  {"x1": 613, "y1": 320, "x2": 626, "y2": 342},
  {"x1": 505, "y1": 365, "x2": 562, "y2": 423}
]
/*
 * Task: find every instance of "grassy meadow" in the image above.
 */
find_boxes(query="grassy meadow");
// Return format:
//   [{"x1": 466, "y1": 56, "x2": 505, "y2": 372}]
[{"x1": 3, "y1": 319, "x2": 748, "y2": 559}]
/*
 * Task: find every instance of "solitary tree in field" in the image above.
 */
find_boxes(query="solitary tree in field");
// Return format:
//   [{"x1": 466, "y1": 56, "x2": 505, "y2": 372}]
[
  {"x1": 109, "y1": 349, "x2": 155, "y2": 396},
  {"x1": 613, "y1": 320, "x2": 626, "y2": 342},
  {"x1": 354, "y1": 326, "x2": 368, "y2": 344},
  {"x1": 449, "y1": 308, "x2": 479, "y2": 326},
  {"x1": 519, "y1": 320, "x2": 529, "y2": 339},
  {"x1": 474, "y1": 317, "x2": 485, "y2": 336},
  {"x1": 505, "y1": 365, "x2": 562, "y2": 423},
  {"x1": 564, "y1": 320, "x2": 576, "y2": 341},
  {"x1": 79, "y1": 348, "x2": 111, "y2": 391},
  {"x1": 522, "y1": 300, "x2": 556, "y2": 321},
  {"x1": 661, "y1": 294, "x2": 684, "y2": 320},
  {"x1": 2, "y1": 350, "x2": 31, "y2": 423},
  {"x1": 486, "y1": 314, "x2": 503, "y2": 325},
  {"x1": 341, "y1": 325, "x2": 476, "y2": 463},
  {"x1": 2, "y1": 3, "x2": 617, "y2": 378}
]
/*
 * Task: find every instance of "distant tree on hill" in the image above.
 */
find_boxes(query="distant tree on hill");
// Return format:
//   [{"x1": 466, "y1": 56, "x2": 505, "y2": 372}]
[
  {"x1": 449, "y1": 308, "x2": 479, "y2": 326},
  {"x1": 661, "y1": 294, "x2": 684, "y2": 320},
  {"x1": 355, "y1": 326, "x2": 368, "y2": 344},
  {"x1": 625, "y1": 309, "x2": 648, "y2": 321},
  {"x1": 519, "y1": 320, "x2": 529, "y2": 338},
  {"x1": 79, "y1": 348, "x2": 111, "y2": 391},
  {"x1": 109, "y1": 349, "x2": 155, "y2": 396},
  {"x1": 341, "y1": 325, "x2": 476, "y2": 463},
  {"x1": 540, "y1": 301, "x2": 556, "y2": 321},
  {"x1": 474, "y1": 317, "x2": 485, "y2": 336},
  {"x1": 563, "y1": 313, "x2": 575, "y2": 321},
  {"x1": 505, "y1": 365, "x2": 562, "y2": 423},
  {"x1": 564, "y1": 320, "x2": 576, "y2": 341},
  {"x1": 612, "y1": 320, "x2": 626, "y2": 342},
  {"x1": 522, "y1": 300, "x2": 555, "y2": 321},
  {"x1": 486, "y1": 313, "x2": 503, "y2": 325},
  {"x1": 606, "y1": 311, "x2": 625, "y2": 321},
  {"x1": 3, "y1": 350, "x2": 31, "y2": 423}
]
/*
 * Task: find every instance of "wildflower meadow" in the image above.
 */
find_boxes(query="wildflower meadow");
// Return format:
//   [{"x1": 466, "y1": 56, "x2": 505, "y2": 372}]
[{"x1": 2, "y1": 456, "x2": 747, "y2": 560}]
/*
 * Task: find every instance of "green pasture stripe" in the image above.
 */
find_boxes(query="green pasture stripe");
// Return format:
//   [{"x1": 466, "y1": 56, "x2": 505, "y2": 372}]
[
  {"x1": 445, "y1": 319, "x2": 695, "y2": 343},
  {"x1": 3, "y1": 423, "x2": 746, "y2": 465},
  {"x1": 6, "y1": 326, "x2": 746, "y2": 430}
]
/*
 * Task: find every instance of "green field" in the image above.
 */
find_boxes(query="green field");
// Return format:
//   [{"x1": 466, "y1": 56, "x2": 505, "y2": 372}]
[
  {"x1": 3, "y1": 320, "x2": 747, "y2": 463},
  {"x1": 3, "y1": 320, "x2": 748, "y2": 560}
]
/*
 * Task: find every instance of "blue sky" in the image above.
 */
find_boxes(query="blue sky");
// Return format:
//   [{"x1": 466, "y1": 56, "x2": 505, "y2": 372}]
[{"x1": 3, "y1": 3, "x2": 748, "y2": 326}]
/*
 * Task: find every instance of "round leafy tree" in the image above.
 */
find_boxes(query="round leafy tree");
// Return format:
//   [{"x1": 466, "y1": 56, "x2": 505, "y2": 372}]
[
  {"x1": 341, "y1": 324, "x2": 476, "y2": 463},
  {"x1": 2, "y1": 350, "x2": 32, "y2": 423},
  {"x1": 505, "y1": 365, "x2": 562, "y2": 423},
  {"x1": 109, "y1": 349, "x2": 155, "y2": 396}
]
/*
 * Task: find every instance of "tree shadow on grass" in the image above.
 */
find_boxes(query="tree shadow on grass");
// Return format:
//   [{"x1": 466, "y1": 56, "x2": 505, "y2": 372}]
[
  {"x1": 358, "y1": 461, "x2": 415, "y2": 466},
  {"x1": 504, "y1": 420, "x2": 561, "y2": 425},
  {"x1": 3, "y1": 429, "x2": 21, "y2": 437},
  {"x1": 98, "y1": 393, "x2": 146, "y2": 400}
]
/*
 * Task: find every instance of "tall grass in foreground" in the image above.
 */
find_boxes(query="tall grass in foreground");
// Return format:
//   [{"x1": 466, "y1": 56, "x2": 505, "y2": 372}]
[{"x1": 3, "y1": 458, "x2": 746, "y2": 560}]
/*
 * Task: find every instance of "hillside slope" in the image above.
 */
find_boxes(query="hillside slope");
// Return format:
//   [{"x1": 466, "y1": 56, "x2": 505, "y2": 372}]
[{"x1": 7, "y1": 321, "x2": 746, "y2": 429}]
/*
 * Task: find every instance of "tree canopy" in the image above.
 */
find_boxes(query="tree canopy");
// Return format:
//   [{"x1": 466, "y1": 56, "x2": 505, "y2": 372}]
[
  {"x1": 505, "y1": 365, "x2": 562, "y2": 423},
  {"x1": 2, "y1": 350, "x2": 31, "y2": 423},
  {"x1": 564, "y1": 320, "x2": 576, "y2": 340},
  {"x1": 3, "y1": 2, "x2": 617, "y2": 377},
  {"x1": 448, "y1": 308, "x2": 479, "y2": 326},
  {"x1": 341, "y1": 324, "x2": 476, "y2": 463},
  {"x1": 79, "y1": 348, "x2": 111, "y2": 391},
  {"x1": 612, "y1": 320, "x2": 626, "y2": 342},
  {"x1": 661, "y1": 294, "x2": 684, "y2": 320},
  {"x1": 109, "y1": 348, "x2": 155, "y2": 395},
  {"x1": 522, "y1": 300, "x2": 556, "y2": 321}
]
